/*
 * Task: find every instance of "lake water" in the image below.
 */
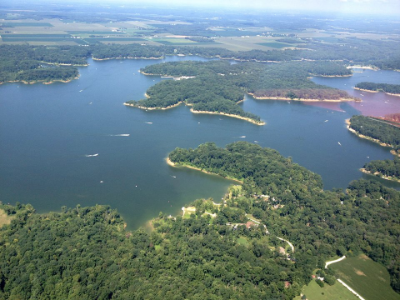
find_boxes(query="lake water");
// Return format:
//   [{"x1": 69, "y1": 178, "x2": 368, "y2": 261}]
[{"x1": 1, "y1": 57, "x2": 398, "y2": 229}]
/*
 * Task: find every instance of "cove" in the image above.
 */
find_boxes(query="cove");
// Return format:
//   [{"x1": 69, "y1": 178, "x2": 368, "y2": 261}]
[{"x1": 0, "y1": 57, "x2": 398, "y2": 229}]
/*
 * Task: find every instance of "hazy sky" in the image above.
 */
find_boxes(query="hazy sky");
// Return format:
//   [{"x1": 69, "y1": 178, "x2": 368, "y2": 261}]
[
  {"x1": 112, "y1": 0, "x2": 400, "y2": 15},
  {"x1": 4, "y1": 0, "x2": 399, "y2": 15}
]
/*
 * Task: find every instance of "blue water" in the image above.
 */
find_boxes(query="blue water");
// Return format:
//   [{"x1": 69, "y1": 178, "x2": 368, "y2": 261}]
[{"x1": 0, "y1": 57, "x2": 397, "y2": 228}]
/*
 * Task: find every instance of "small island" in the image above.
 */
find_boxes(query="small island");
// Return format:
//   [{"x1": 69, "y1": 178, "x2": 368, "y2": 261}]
[{"x1": 355, "y1": 82, "x2": 400, "y2": 97}]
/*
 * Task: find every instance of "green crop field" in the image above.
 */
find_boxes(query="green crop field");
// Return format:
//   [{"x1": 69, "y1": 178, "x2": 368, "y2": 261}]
[
  {"x1": 150, "y1": 38, "x2": 197, "y2": 45},
  {"x1": 83, "y1": 37, "x2": 145, "y2": 43},
  {"x1": 331, "y1": 254, "x2": 400, "y2": 300},
  {"x1": 0, "y1": 22, "x2": 53, "y2": 27},
  {"x1": 1, "y1": 34, "x2": 72, "y2": 42},
  {"x1": 295, "y1": 278, "x2": 358, "y2": 300},
  {"x1": 67, "y1": 31, "x2": 124, "y2": 35},
  {"x1": 258, "y1": 42, "x2": 293, "y2": 48}
]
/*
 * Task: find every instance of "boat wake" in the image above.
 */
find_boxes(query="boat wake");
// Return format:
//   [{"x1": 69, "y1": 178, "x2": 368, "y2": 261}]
[
  {"x1": 85, "y1": 153, "x2": 99, "y2": 157},
  {"x1": 109, "y1": 134, "x2": 130, "y2": 137}
]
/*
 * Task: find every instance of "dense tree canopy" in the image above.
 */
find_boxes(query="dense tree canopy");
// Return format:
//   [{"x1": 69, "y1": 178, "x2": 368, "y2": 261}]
[
  {"x1": 349, "y1": 115, "x2": 400, "y2": 147},
  {"x1": 364, "y1": 157, "x2": 400, "y2": 180},
  {"x1": 356, "y1": 82, "x2": 400, "y2": 95},
  {"x1": 169, "y1": 142, "x2": 400, "y2": 294}
]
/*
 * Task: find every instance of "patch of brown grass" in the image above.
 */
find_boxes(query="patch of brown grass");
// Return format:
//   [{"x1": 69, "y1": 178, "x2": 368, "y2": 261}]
[
  {"x1": 354, "y1": 268, "x2": 367, "y2": 276},
  {"x1": 0, "y1": 209, "x2": 14, "y2": 227}
]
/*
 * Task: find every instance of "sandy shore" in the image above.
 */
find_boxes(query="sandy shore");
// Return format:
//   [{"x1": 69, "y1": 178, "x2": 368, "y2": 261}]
[
  {"x1": 354, "y1": 87, "x2": 400, "y2": 97},
  {"x1": 166, "y1": 157, "x2": 244, "y2": 184},
  {"x1": 354, "y1": 87, "x2": 379, "y2": 93},
  {"x1": 190, "y1": 108, "x2": 265, "y2": 125},
  {"x1": 346, "y1": 65, "x2": 379, "y2": 71},
  {"x1": 7, "y1": 74, "x2": 80, "y2": 85},
  {"x1": 387, "y1": 92, "x2": 400, "y2": 97},
  {"x1": 360, "y1": 168, "x2": 400, "y2": 183},
  {"x1": 249, "y1": 93, "x2": 359, "y2": 102},
  {"x1": 92, "y1": 56, "x2": 162, "y2": 61},
  {"x1": 312, "y1": 74, "x2": 352, "y2": 78},
  {"x1": 124, "y1": 101, "x2": 183, "y2": 110},
  {"x1": 390, "y1": 150, "x2": 400, "y2": 157},
  {"x1": 346, "y1": 119, "x2": 393, "y2": 148}
]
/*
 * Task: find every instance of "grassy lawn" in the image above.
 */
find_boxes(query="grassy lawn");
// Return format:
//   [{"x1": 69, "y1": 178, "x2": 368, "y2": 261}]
[
  {"x1": 295, "y1": 279, "x2": 358, "y2": 300},
  {"x1": 236, "y1": 236, "x2": 250, "y2": 247},
  {"x1": 331, "y1": 254, "x2": 400, "y2": 300}
]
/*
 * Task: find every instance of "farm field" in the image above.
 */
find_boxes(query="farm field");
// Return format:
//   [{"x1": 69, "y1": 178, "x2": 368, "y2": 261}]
[
  {"x1": 0, "y1": 22, "x2": 53, "y2": 27},
  {"x1": 295, "y1": 278, "x2": 358, "y2": 300},
  {"x1": 331, "y1": 254, "x2": 400, "y2": 300},
  {"x1": 257, "y1": 42, "x2": 293, "y2": 48}
]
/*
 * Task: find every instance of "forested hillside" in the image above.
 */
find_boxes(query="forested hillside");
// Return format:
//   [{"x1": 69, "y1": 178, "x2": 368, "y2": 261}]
[{"x1": 169, "y1": 142, "x2": 400, "y2": 293}]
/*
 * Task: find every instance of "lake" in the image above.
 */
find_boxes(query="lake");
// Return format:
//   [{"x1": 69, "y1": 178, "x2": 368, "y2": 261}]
[{"x1": 0, "y1": 57, "x2": 398, "y2": 229}]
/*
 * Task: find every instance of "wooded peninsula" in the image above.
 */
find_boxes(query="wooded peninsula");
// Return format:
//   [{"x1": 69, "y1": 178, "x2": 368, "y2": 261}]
[{"x1": 355, "y1": 82, "x2": 400, "y2": 96}]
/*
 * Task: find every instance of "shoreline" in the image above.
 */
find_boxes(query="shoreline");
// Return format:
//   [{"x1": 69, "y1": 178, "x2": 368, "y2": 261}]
[
  {"x1": 354, "y1": 87, "x2": 400, "y2": 97},
  {"x1": 346, "y1": 65, "x2": 379, "y2": 71},
  {"x1": 189, "y1": 108, "x2": 265, "y2": 125},
  {"x1": 92, "y1": 56, "x2": 162, "y2": 61},
  {"x1": 40, "y1": 61, "x2": 89, "y2": 67},
  {"x1": 140, "y1": 71, "x2": 196, "y2": 81},
  {"x1": 354, "y1": 87, "x2": 379, "y2": 93},
  {"x1": 360, "y1": 168, "x2": 400, "y2": 183},
  {"x1": 345, "y1": 119, "x2": 393, "y2": 148},
  {"x1": 124, "y1": 101, "x2": 183, "y2": 110},
  {"x1": 166, "y1": 157, "x2": 244, "y2": 184},
  {"x1": 249, "y1": 93, "x2": 359, "y2": 102},
  {"x1": 1, "y1": 75, "x2": 80, "y2": 85},
  {"x1": 312, "y1": 74, "x2": 352, "y2": 78},
  {"x1": 390, "y1": 150, "x2": 400, "y2": 157}
]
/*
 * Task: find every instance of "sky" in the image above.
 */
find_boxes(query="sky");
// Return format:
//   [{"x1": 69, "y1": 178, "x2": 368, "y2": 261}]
[
  {"x1": 111, "y1": 0, "x2": 400, "y2": 15},
  {"x1": 3, "y1": 0, "x2": 399, "y2": 16}
]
